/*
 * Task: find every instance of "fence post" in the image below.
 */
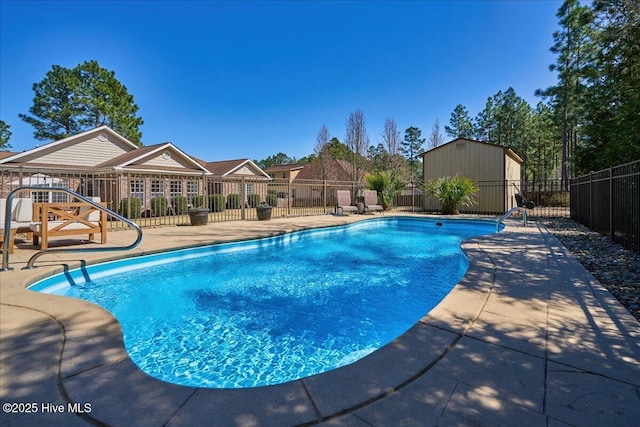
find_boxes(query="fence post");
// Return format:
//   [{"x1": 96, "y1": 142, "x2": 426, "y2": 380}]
[
  {"x1": 127, "y1": 173, "x2": 131, "y2": 219},
  {"x1": 241, "y1": 176, "x2": 246, "y2": 220},
  {"x1": 202, "y1": 172, "x2": 207, "y2": 202},
  {"x1": 287, "y1": 179, "x2": 292, "y2": 216},
  {"x1": 609, "y1": 166, "x2": 613, "y2": 241},
  {"x1": 574, "y1": 178, "x2": 579, "y2": 222},
  {"x1": 589, "y1": 171, "x2": 593, "y2": 228},
  {"x1": 323, "y1": 179, "x2": 327, "y2": 214}
]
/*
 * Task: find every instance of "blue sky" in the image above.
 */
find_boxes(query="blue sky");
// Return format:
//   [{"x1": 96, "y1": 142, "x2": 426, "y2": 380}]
[{"x1": 1, "y1": 0, "x2": 561, "y2": 162}]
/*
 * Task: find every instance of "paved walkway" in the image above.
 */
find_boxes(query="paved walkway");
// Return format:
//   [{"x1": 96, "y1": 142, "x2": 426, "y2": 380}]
[{"x1": 1, "y1": 214, "x2": 639, "y2": 426}]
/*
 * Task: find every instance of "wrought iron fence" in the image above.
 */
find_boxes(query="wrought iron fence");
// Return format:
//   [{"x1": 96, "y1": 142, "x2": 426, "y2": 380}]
[
  {"x1": 421, "y1": 179, "x2": 570, "y2": 218},
  {"x1": 1, "y1": 167, "x2": 571, "y2": 233},
  {"x1": 570, "y1": 160, "x2": 639, "y2": 253}
]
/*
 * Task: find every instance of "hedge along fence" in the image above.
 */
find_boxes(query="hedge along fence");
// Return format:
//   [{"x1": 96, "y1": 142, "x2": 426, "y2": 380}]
[
  {"x1": 150, "y1": 196, "x2": 169, "y2": 216},
  {"x1": 266, "y1": 190, "x2": 278, "y2": 207},
  {"x1": 206, "y1": 194, "x2": 226, "y2": 212},
  {"x1": 191, "y1": 195, "x2": 205, "y2": 208},
  {"x1": 118, "y1": 197, "x2": 142, "y2": 219},
  {"x1": 227, "y1": 193, "x2": 241, "y2": 209},
  {"x1": 171, "y1": 196, "x2": 188, "y2": 214},
  {"x1": 247, "y1": 193, "x2": 261, "y2": 207}
]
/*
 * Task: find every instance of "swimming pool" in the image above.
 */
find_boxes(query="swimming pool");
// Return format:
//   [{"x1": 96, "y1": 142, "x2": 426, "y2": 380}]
[{"x1": 30, "y1": 217, "x2": 501, "y2": 388}]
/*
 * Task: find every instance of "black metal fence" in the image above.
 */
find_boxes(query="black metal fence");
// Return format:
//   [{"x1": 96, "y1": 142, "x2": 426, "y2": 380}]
[
  {"x1": 422, "y1": 179, "x2": 570, "y2": 218},
  {"x1": 570, "y1": 160, "x2": 640, "y2": 253}
]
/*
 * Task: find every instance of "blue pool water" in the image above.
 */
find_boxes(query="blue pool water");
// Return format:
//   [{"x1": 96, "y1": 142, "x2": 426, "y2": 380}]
[{"x1": 30, "y1": 217, "x2": 500, "y2": 388}]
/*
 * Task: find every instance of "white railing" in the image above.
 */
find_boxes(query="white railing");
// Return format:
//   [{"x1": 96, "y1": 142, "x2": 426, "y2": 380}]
[
  {"x1": 1, "y1": 187, "x2": 142, "y2": 271},
  {"x1": 496, "y1": 206, "x2": 527, "y2": 232}
]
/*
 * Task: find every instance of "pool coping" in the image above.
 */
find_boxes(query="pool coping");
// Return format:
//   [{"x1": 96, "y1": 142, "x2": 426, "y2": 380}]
[{"x1": 2, "y1": 214, "x2": 639, "y2": 426}]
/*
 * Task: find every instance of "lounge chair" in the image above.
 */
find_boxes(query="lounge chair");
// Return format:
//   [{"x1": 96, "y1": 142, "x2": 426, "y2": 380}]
[
  {"x1": 0, "y1": 198, "x2": 35, "y2": 253},
  {"x1": 364, "y1": 190, "x2": 383, "y2": 214},
  {"x1": 336, "y1": 190, "x2": 358, "y2": 215}
]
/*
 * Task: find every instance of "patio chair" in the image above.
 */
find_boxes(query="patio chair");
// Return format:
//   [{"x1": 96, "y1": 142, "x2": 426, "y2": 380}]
[
  {"x1": 515, "y1": 193, "x2": 535, "y2": 210},
  {"x1": 0, "y1": 198, "x2": 35, "y2": 254},
  {"x1": 336, "y1": 190, "x2": 358, "y2": 215},
  {"x1": 364, "y1": 190, "x2": 383, "y2": 214}
]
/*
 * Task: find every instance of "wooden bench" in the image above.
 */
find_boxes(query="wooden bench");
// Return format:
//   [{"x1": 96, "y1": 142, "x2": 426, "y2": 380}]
[
  {"x1": 30, "y1": 201, "x2": 108, "y2": 250},
  {"x1": 0, "y1": 228, "x2": 17, "y2": 254}
]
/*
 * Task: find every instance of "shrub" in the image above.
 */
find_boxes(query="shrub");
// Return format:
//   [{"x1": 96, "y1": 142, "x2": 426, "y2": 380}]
[
  {"x1": 266, "y1": 190, "x2": 278, "y2": 207},
  {"x1": 227, "y1": 193, "x2": 241, "y2": 209},
  {"x1": 150, "y1": 196, "x2": 168, "y2": 216},
  {"x1": 365, "y1": 171, "x2": 405, "y2": 210},
  {"x1": 119, "y1": 197, "x2": 141, "y2": 219},
  {"x1": 171, "y1": 196, "x2": 188, "y2": 214},
  {"x1": 191, "y1": 195, "x2": 205, "y2": 208},
  {"x1": 247, "y1": 193, "x2": 261, "y2": 207},
  {"x1": 425, "y1": 176, "x2": 479, "y2": 215},
  {"x1": 546, "y1": 192, "x2": 570, "y2": 207},
  {"x1": 207, "y1": 194, "x2": 226, "y2": 212}
]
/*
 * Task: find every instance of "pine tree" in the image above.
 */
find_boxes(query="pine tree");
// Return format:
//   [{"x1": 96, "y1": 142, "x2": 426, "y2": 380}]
[
  {"x1": 576, "y1": 0, "x2": 640, "y2": 172},
  {"x1": 0, "y1": 120, "x2": 12, "y2": 150},
  {"x1": 444, "y1": 104, "x2": 474, "y2": 139},
  {"x1": 402, "y1": 126, "x2": 425, "y2": 182},
  {"x1": 536, "y1": 0, "x2": 597, "y2": 185},
  {"x1": 19, "y1": 60, "x2": 144, "y2": 144}
]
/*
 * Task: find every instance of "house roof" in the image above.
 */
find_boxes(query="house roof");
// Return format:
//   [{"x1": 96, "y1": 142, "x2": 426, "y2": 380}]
[
  {"x1": 95, "y1": 142, "x2": 211, "y2": 175},
  {"x1": 0, "y1": 126, "x2": 139, "y2": 165},
  {"x1": 268, "y1": 159, "x2": 355, "y2": 181},
  {"x1": 264, "y1": 163, "x2": 306, "y2": 173},
  {"x1": 0, "y1": 126, "x2": 271, "y2": 178},
  {"x1": 205, "y1": 158, "x2": 271, "y2": 179},
  {"x1": 421, "y1": 137, "x2": 524, "y2": 164},
  {"x1": 0, "y1": 151, "x2": 17, "y2": 160},
  {"x1": 303, "y1": 159, "x2": 355, "y2": 181}
]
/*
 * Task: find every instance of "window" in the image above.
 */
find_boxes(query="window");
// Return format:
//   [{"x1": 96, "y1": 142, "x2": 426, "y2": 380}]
[
  {"x1": 82, "y1": 179, "x2": 99, "y2": 197},
  {"x1": 170, "y1": 180, "x2": 182, "y2": 198},
  {"x1": 31, "y1": 180, "x2": 69, "y2": 203},
  {"x1": 130, "y1": 179, "x2": 145, "y2": 206},
  {"x1": 212, "y1": 182, "x2": 222, "y2": 194},
  {"x1": 151, "y1": 180, "x2": 164, "y2": 199},
  {"x1": 236, "y1": 182, "x2": 254, "y2": 201},
  {"x1": 187, "y1": 180, "x2": 199, "y2": 204}
]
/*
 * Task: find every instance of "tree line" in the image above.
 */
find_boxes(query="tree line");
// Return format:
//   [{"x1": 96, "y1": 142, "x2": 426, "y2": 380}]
[
  {"x1": 261, "y1": 0, "x2": 639, "y2": 187},
  {"x1": 444, "y1": 0, "x2": 639, "y2": 187},
  {"x1": 2, "y1": 0, "x2": 637, "y2": 188}
]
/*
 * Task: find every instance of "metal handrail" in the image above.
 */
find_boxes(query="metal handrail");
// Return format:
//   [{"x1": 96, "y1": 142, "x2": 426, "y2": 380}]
[
  {"x1": 496, "y1": 206, "x2": 527, "y2": 232},
  {"x1": 1, "y1": 187, "x2": 142, "y2": 271}
]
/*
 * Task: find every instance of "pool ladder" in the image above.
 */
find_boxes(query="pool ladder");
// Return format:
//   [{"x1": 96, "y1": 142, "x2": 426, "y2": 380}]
[
  {"x1": 496, "y1": 206, "x2": 527, "y2": 232},
  {"x1": 1, "y1": 187, "x2": 143, "y2": 271}
]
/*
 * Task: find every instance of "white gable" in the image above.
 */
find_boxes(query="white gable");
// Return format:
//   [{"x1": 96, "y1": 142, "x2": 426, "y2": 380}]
[
  {"x1": 30, "y1": 133, "x2": 133, "y2": 166},
  {"x1": 133, "y1": 149, "x2": 206, "y2": 171},
  {"x1": 235, "y1": 165, "x2": 255, "y2": 175},
  {"x1": 1, "y1": 126, "x2": 138, "y2": 167}
]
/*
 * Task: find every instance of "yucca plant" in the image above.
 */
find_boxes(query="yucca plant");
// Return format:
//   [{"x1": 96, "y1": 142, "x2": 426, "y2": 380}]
[
  {"x1": 365, "y1": 171, "x2": 405, "y2": 210},
  {"x1": 426, "y1": 176, "x2": 479, "y2": 215}
]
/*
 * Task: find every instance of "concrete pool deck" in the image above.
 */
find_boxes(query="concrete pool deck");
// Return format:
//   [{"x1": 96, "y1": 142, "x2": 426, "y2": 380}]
[{"x1": 1, "y1": 214, "x2": 639, "y2": 426}]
